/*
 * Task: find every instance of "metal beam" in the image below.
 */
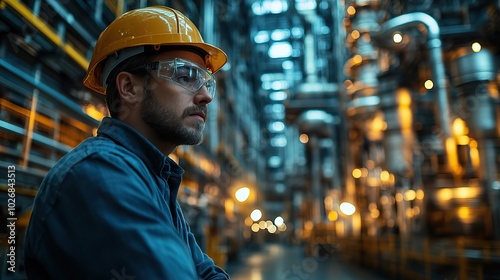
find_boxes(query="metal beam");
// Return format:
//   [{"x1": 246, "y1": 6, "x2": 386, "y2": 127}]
[
  {"x1": 0, "y1": 58, "x2": 99, "y2": 126},
  {"x1": 2, "y1": 0, "x2": 89, "y2": 70}
]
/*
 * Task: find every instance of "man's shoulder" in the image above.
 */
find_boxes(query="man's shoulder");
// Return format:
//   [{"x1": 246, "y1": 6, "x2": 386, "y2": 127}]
[{"x1": 45, "y1": 136, "x2": 141, "y2": 181}]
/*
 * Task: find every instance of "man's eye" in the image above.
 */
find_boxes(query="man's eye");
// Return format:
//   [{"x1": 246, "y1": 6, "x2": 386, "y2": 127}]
[{"x1": 176, "y1": 75, "x2": 192, "y2": 84}]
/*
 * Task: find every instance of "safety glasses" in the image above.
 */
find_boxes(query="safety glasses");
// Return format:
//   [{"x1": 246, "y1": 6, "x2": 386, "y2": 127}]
[{"x1": 139, "y1": 58, "x2": 216, "y2": 97}]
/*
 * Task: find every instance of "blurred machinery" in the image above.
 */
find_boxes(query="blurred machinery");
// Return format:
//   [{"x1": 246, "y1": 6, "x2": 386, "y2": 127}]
[
  {"x1": 339, "y1": 0, "x2": 500, "y2": 238},
  {"x1": 281, "y1": 0, "x2": 500, "y2": 278}
]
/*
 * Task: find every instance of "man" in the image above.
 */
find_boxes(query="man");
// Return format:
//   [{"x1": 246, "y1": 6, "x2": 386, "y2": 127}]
[{"x1": 24, "y1": 6, "x2": 229, "y2": 279}]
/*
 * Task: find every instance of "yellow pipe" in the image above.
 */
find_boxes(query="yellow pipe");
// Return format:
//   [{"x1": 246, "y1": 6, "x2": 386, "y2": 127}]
[{"x1": 2, "y1": 0, "x2": 89, "y2": 70}]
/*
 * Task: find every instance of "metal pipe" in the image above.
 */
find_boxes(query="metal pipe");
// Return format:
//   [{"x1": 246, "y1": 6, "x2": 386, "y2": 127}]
[
  {"x1": 378, "y1": 12, "x2": 451, "y2": 139},
  {"x1": 310, "y1": 135, "x2": 322, "y2": 223},
  {"x1": 378, "y1": 12, "x2": 457, "y2": 173},
  {"x1": 22, "y1": 86, "x2": 39, "y2": 168}
]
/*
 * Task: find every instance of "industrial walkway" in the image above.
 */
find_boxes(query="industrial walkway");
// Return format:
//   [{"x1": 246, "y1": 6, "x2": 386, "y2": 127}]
[{"x1": 225, "y1": 242, "x2": 388, "y2": 280}]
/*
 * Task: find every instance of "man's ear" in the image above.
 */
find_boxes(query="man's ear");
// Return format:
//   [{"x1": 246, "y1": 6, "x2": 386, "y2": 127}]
[{"x1": 115, "y1": 72, "x2": 143, "y2": 105}]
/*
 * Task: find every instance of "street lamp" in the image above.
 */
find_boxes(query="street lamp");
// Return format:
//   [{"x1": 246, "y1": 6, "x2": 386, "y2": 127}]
[
  {"x1": 250, "y1": 209, "x2": 262, "y2": 221},
  {"x1": 340, "y1": 202, "x2": 356, "y2": 216},
  {"x1": 235, "y1": 187, "x2": 250, "y2": 202}
]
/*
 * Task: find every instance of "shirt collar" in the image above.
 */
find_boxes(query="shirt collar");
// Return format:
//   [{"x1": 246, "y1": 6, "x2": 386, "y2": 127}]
[{"x1": 96, "y1": 117, "x2": 184, "y2": 177}]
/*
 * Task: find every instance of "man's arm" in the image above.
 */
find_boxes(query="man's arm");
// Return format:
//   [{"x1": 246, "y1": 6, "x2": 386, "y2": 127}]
[{"x1": 177, "y1": 207, "x2": 230, "y2": 280}]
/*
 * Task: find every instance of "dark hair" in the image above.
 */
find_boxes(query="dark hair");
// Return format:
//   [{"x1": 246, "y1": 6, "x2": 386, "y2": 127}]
[{"x1": 104, "y1": 53, "x2": 152, "y2": 118}]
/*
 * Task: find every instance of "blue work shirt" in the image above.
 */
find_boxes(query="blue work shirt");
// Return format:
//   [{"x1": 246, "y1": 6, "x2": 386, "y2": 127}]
[{"x1": 24, "y1": 117, "x2": 229, "y2": 280}]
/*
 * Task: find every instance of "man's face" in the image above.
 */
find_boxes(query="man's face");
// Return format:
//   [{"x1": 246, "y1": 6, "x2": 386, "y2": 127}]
[{"x1": 139, "y1": 50, "x2": 214, "y2": 146}]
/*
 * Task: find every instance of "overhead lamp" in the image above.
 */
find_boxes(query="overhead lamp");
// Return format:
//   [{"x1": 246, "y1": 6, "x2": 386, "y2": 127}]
[
  {"x1": 268, "y1": 156, "x2": 281, "y2": 167},
  {"x1": 251, "y1": 0, "x2": 289, "y2": 15},
  {"x1": 295, "y1": 0, "x2": 316, "y2": 11},
  {"x1": 269, "y1": 91, "x2": 287, "y2": 101},
  {"x1": 271, "y1": 29, "x2": 291, "y2": 41},
  {"x1": 254, "y1": 31, "x2": 270, "y2": 44},
  {"x1": 268, "y1": 121, "x2": 285, "y2": 132},
  {"x1": 270, "y1": 135, "x2": 287, "y2": 147},
  {"x1": 268, "y1": 42, "x2": 292, "y2": 58}
]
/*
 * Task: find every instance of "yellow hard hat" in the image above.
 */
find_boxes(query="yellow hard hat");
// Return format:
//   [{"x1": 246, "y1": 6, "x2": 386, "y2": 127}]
[{"x1": 83, "y1": 6, "x2": 228, "y2": 94}]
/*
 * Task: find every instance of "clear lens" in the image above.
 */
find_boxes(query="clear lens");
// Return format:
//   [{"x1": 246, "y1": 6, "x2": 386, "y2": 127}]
[{"x1": 153, "y1": 58, "x2": 216, "y2": 97}]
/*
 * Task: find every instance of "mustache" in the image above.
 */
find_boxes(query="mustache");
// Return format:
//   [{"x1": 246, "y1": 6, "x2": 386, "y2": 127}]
[{"x1": 183, "y1": 105, "x2": 208, "y2": 118}]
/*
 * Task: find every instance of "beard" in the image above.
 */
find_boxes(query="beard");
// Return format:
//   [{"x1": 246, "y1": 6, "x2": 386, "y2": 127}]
[{"x1": 140, "y1": 89, "x2": 206, "y2": 146}]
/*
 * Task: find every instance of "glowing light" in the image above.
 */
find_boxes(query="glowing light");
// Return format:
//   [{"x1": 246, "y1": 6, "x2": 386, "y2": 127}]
[
  {"x1": 254, "y1": 31, "x2": 270, "y2": 44},
  {"x1": 295, "y1": 0, "x2": 316, "y2": 11},
  {"x1": 452, "y1": 118, "x2": 468, "y2": 136},
  {"x1": 457, "y1": 206, "x2": 471, "y2": 219},
  {"x1": 416, "y1": 189, "x2": 425, "y2": 200},
  {"x1": 370, "y1": 209, "x2": 380, "y2": 219},
  {"x1": 424, "y1": 80, "x2": 434, "y2": 90},
  {"x1": 271, "y1": 29, "x2": 291, "y2": 41},
  {"x1": 259, "y1": 221, "x2": 267, "y2": 229},
  {"x1": 84, "y1": 104, "x2": 104, "y2": 121},
  {"x1": 445, "y1": 137, "x2": 461, "y2": 175},
  {"x1": 404, "y1": 190, "x2": 416, "y2": 201},
  {"x1": 436, "y1": 188, "x2": 453, "y2": 201},
  {"x1": 250, "y1": 209, "x2": 262, "y2": 221},
  {"x1": 470, "y1": 143, "x2": 480, "y2": 169},
  {"x1": 380, "y1": 170, "x2": 390, "y2": 182},
  {"x1": 268, "y1": 225, "x2": 277, "y2": 233},
  {"x1": 299, "y1": 134, "x2": 309, "y2": 143},
  {"x1": 235, "y1": 187, "x2": 250, "y2": 202},
  {"x1": 469, "y1": 139, "x2": 478, "y2": 149},
  {"x1": 252, "y1": 0, "x2": 289, "y2": 15},
  {"x1": 270, "y1": 91, "x2": 287, "y2": 101},
  {"x1": 270, "y1": 135, "x2": 287, "y2": 147},
  {"x1": 278, "y1": 224, "x2": 287, "y2": 231},
  {"x1": 269, "y1": 121, "x2": 285, "y2": 132},
  {"x1": 392, "y1": 33, "x2": 403, "y2": 44},
  {"x1": 455, "y1": 187, "x2": 480, "y2": 199},
  {"x1": 380, "y1": 196, "x2": 389, "y2": 205},
  {"x1": 245, "y1": 217, "x2": 254, "y2": 227},
  {"x1": 346, "y1": 6, "x2": 356, "y2": 16},
  {"x1": 471, "y1": 42, "x2": 481, "y2": 52},
  {"x1": 351, "y1": 30, "x2": 360, "y2": 40},
  {"x1": 359, "y1": 168, "x2": 368, "y2": 178},
  {"x1": 251, "y1": 223, "x2": 260, "y2": 232},
  {"x1": 352, "y1": 54, "x2": 362, "y2": 65},
  {"x1": 339, "y1": 202, "x2": 356, "y2": 216},
  {"x1": 328, "y1": 211, "x2": 338, "y2": 221},
  {"x1": 268, "y1": 156, "x2": 281, "y2": 167},
  {"x1": 304, "y1": 221, "x2": 314, "y2": 230},
  {"x1": 397, "y1": 89, "x2": 412, "y2": 106},
  {"x1": 405, "y1": 208, "x2": 413, "y2": 218},
  {"x1": 457, "y1": 135, "x2": 470, "y2": 145},
  {"x1": 352, "y1": 168, "x2": 362, "y2": 179},
  {"x1": 274, "y1": 216, "x2": 284, "y2": 226},
  {"x1": 268, "y1": 42, "x2": 292, "y2": 58}
]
